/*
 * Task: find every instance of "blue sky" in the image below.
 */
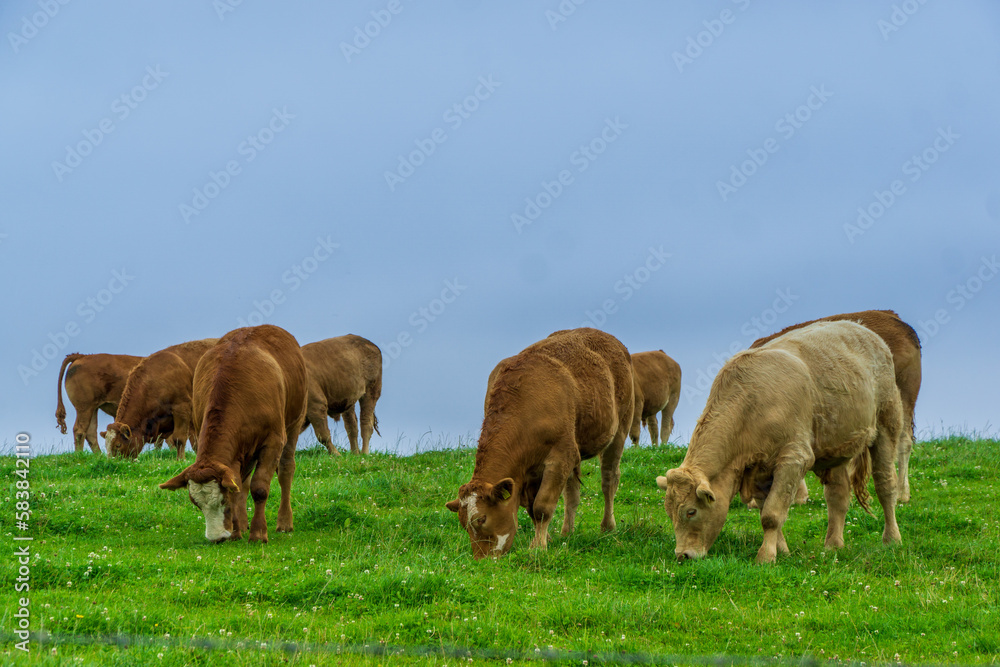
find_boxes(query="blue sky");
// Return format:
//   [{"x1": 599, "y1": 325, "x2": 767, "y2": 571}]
[{"x1": 2, "y1": 1, "x2": 998, "y2": 454}]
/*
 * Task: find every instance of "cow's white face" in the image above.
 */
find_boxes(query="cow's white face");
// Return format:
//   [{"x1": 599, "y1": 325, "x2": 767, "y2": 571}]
[
  {"x1": 447, "y1": 480, "x2": 518, "y2": 559},
  {"x1": 188, "y1": 480, "x2": 231, "y2": 543},
  {"x1": 658, "y1": 469, "x2": 727, "y2": 561}
]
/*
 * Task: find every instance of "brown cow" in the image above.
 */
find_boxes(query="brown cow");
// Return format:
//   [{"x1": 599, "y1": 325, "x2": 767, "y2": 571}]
[
  {"x1": 56, "y1": 353, "x2": 142, "y2": 453},
  {"x1": 751, "y1": 309, "x2": 921, "y2": 503},
  {"x1": 446, "y1": 328, "x2": 634, "y2": 559},
  {"x1": 104, "y1": 339, "x2": 219, "y2": 459},
  {"x1": 300, "y1": 335, "x2": 382, "y2": 455},
  {"x1": 628, "y1": 350, "x2": 682, "y2": 446},
  {"x1": 657, "y1": 321, "x2": 902, "y2": 564},
  {"x1": 159, "y1": 325, "x2": 307, "y2": 544}
]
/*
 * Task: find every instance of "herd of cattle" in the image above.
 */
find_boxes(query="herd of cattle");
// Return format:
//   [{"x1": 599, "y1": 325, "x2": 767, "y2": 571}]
[{"x1": 55, "y1": 309, "x2": 920, "y2": 563}]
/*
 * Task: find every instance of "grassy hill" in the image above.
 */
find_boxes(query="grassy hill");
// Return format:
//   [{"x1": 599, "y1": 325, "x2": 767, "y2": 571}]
[{"x1": 2, "y1": 436, "x2": 997, "y2": 666}]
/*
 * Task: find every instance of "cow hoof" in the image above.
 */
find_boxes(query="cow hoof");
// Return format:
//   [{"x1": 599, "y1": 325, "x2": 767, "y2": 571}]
[
  {"x1": 276, "y1": 525, "x2": 293, "y2": 533},
  {"x1": 247, "y1": 532, "x2": 268, "y2": 544}
]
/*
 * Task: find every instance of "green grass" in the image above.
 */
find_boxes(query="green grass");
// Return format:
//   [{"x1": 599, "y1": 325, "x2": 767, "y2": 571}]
[{"x1": 1, "y1": 436, "x2": 998, "y2": 666}]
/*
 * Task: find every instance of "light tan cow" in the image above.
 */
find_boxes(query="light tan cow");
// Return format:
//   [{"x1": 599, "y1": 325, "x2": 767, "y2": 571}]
[
  {"x1": 300, "y1": 335, "x2": 382, "y2": 455},
  {"x1": 751, "y1": 309, "x2": 921, "y2": 503},
  {"x1": 446, "y1": 328, "x2": 634, "y2": 559},
  {"x1": 629, "y1": 350, "x2": 681, "y2": 446},
  {"x1": 657, "y1": 321, "x2": 902, "y2": 564}
]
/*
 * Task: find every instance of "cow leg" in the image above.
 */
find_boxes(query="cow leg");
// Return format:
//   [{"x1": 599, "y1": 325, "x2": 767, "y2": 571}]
[
  {"x1": 822, "y1": 465, "x2": 851, "y2": 550},
  {"x1": 358, "y1": 395, "x2": 377, "y2": 455},
  {"x1": 756, "y1": 463, "x2": 804, "y2": 563},
  {"x1": 312, "y1": 415, "x2": 339, "y2": 457},
  {"x1": 343, "y1": 407, "x2": 361, "y2": 455},
  {"x1": 529, "y1": 460, "x2": 573, "y2": 550},
  {"x1": 660, "y1": 404, "x2": 676, "y2": 444},
  {"x1": 276, "y1": 430, "x2": 299, "y2": 533},
  {"x1": 153, "y1": 434, "x2": 165, "y2": 451},
  {"x1": 598, "y1": 431, "x2": 627, "y2": 533},
  {"x1": 71, "y1": 410, "x2": 92, "y2": 453},
  {"x1": 896, "y1": 424, "x2": 914, "y2": 504},
  {"x1": 644, "y1": 413, "x2": 659, "y2": 446},
  {"x1": 872, "y1": 427, "x2": 901, "y2": 545},
  {"x1": 246, "y1": 437, "x2": 287, "y2": 543},
  {"x1": 227, "y1": 473, "x2": 251, "y2": 541},
  {"x1": 560, "y1": 464, "x2": 582, "y2": 538},
  {"x1": 85, "y1": 412, "x2": 102, "y2": 454},
  {"x1": 793, "y1": 479, "x2": 809, "y2": 504}
]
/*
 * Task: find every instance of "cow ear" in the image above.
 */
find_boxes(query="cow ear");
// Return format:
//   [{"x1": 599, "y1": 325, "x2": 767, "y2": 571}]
[
  {"x1": 696, "y1": 480, "x2": 716, "y2": 505},
  {"x1": 445, "y1": 499, "x2": 461, "y2": 513},
  {"x1": 159, "y1": 469, "x2": 190, "y2": 490},
  {"x1": 656, "y1": 475, "x2": 669, "y2": 491},
  {"x1": 491, "y1": 478, "x2": 515, "y2": 504},
  {"x1": 99, "y1": 430, "x2": 107, "y2": 438}
]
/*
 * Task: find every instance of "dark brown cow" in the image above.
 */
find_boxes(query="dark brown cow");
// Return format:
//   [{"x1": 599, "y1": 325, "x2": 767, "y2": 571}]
[
  {"x1": 629, "y1": 350, "x2": 682, "y2": 446},
  {"x1": 104, "y1": 339, "x2": 218, "y2": 459},
  {"x1": 300, "y1": 335, "x2": 382, "y2": 455},
  {"x1": 56, "y1": 353, "x2": 142, "y2": 453},
  {"x1": 446, "y1": 328, "x2": 634, "y2": 559},
  {"x1": 751, "y1": 309, "x2": 921, "y2": 503},
  {"x1": 159, "y1": 325, "x2": 307, "y2": 544}
]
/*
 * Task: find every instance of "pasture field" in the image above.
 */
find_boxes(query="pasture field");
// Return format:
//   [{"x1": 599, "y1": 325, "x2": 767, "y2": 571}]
[{"x1": 1, "y1": 435, "x2": 997, "y2": 666}]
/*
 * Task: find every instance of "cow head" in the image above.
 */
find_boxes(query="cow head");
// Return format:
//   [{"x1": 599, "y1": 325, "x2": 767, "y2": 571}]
[
  {"x1": 446, "y1": 478, "x2": 517, "y2": 559},
  {"x1": 103, "y1": 422, "x2": 142, "y2": 459},
  {"x1": 657, "y1": 467, "x2": 727, "y2": 562},
  {"x1": 160, "y1": 462, "x2": 242, "y2": 543}
]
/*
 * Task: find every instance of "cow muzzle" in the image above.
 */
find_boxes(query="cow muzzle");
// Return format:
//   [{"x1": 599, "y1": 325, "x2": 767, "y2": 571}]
[{"x1": 676, "y1": 549, "x2": 705, "y2": 562}]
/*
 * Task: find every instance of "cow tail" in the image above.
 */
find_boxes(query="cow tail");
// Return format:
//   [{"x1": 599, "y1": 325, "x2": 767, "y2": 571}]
[
  {"x1": 56, "y1": 353, "x2": 84, "y2": 434},
  {"x1": 373, "y1": 412, "x2": 380, "y2": 437},
  {"x1": 850, "y1": 447, "x2": 874, "y2": 515}
]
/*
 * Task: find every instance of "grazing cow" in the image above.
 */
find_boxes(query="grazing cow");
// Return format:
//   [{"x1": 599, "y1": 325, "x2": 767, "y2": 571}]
[
  {"x1": 159, "y1": 325, "x2": 307, "y2": 544},
  {"x1": 300, "y1": 335, "x2": 382, "y2": 455},
  {"x1": 56, "y1": 353, "x2": 142, "y2": 453},
  {"x1": 446, "y1": 328, "x2": 634, "y2": 559},
  {"x1": 104, "y1": 339, "x2": 219, "y2": 459},
  {"x1": 751, "y1": 309, "x2": 921, "y2": 503},
  {"x1": 629, "y1": 350, "x2": 682, "y2": 446},
  {"x1": 657, "y1": 321, "x2": 902, "y2": 564}
]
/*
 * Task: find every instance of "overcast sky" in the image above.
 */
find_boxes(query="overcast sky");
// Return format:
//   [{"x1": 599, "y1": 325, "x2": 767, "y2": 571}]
[{"x1": 3, "y1": 1, "x2": 998, "y2": 455}]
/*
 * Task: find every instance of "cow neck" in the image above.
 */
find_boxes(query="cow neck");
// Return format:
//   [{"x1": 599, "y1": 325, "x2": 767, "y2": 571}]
[
  {"x1": 684, "y1": 424, "x2": 747, "y2": 502},
  {"x1": 472, "y1": 419, "x2": 530, "y2": 487},
  {"x1": 195, "y1": 410, "x2": 244, "y2": 473}
]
